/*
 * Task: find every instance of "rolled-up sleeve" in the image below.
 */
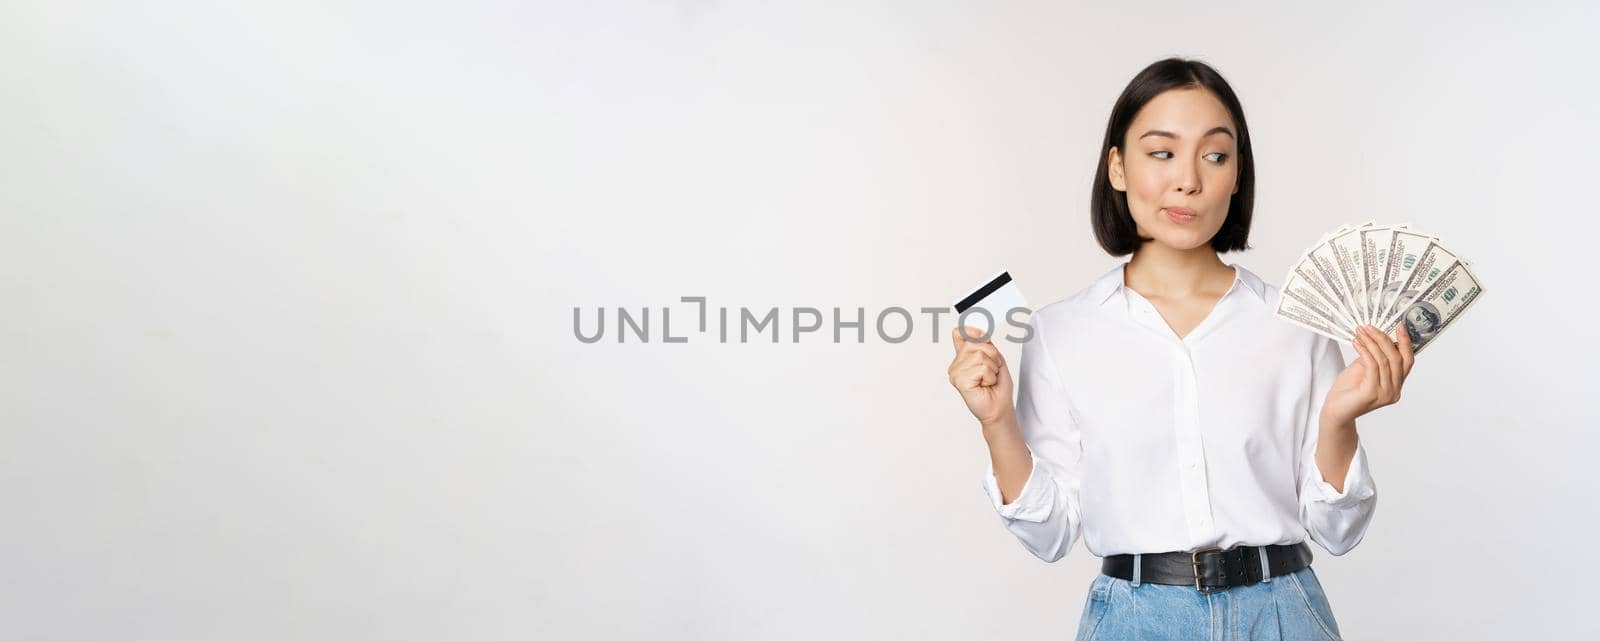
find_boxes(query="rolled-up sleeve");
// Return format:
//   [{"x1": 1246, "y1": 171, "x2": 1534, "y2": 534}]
[
  {"x1": 1297, "y1": 335, "x2": 1378, "y2": 556},
  {"x1": 980, "y1": 315, "x2": 1085, "y2": 563}
]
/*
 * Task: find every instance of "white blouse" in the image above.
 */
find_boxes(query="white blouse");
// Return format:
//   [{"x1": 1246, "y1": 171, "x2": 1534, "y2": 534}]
[{"x1": 982, "y1": 260, "x2": 1377, "y2": 561}]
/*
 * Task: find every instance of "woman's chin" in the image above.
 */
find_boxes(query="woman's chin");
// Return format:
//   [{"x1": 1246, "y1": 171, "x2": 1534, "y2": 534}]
[{"x1": 1148, "y1": 231, "x2": 1216, "y2": 252}]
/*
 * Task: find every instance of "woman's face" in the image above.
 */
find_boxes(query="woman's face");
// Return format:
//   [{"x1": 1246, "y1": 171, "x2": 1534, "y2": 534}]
[{"x1": 1108, "y1": 87, "x2": 1240, "y2": 252}]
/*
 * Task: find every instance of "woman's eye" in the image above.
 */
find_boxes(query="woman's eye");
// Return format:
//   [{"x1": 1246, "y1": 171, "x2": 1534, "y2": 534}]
[{"x1": 1148, "y1": 151, "x2": 1228, "y2": 163}]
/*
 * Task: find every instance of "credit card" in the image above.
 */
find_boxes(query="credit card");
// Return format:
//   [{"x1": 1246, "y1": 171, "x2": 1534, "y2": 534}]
[{"x1": 953, "y1": 271, "x2": 1029, "y2": 340}]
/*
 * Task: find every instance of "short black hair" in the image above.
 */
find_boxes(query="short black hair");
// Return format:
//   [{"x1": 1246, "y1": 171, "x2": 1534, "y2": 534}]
[{"x1": 1090, "y1": 58, "x2": 1255, "y2": 256}]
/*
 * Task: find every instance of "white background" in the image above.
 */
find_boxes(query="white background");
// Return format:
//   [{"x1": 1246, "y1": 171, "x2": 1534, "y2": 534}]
[{"x1": 3, "y1": 1, "x2": 1598, "y2": 639}]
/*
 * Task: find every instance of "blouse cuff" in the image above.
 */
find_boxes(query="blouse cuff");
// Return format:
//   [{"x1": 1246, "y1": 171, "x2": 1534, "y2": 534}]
[
  {"x1": 982, "y1": 455, "x2": 1054, "y2": 522},
  {"x1": 1309, "y1": 442, "x2": 1376, "y2": 510}
]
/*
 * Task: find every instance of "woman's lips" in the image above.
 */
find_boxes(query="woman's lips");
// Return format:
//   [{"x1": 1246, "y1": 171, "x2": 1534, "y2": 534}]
[{"x1": 1165, "y1": 207, "x2": 1197, "y2": 224}]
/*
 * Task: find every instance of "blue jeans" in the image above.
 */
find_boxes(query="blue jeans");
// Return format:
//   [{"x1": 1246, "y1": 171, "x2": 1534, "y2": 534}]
[{"x1": 1075, "y1": 565, "x2": 1344, "y2": 641}]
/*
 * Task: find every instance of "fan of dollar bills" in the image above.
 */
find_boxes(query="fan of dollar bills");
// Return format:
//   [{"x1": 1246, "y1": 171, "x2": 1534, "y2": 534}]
[{"x1": 1274, "y1": 222, "x2": 1484, "y2": 354}]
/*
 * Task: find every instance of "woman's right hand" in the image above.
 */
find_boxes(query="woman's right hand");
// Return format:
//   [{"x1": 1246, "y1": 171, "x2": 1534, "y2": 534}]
[{"x1": 947, "y1": 326, "x2": 1015, "y2": 427}]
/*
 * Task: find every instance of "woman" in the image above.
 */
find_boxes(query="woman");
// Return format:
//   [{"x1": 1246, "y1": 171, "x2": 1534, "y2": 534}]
[{"x1": 946, "y1": 58, "x2": 1414, "y2": 641}]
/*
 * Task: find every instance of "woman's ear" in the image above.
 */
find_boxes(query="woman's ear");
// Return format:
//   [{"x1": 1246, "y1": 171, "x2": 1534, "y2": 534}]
[{"x1": 1107, "y1": 147, "x2": 1126, "y2": 192}]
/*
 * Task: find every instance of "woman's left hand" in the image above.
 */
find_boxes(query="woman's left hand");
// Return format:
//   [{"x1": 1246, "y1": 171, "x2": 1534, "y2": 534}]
[{"x1": 1321, "y1": 324, "x2": 1415, "y2": 424}]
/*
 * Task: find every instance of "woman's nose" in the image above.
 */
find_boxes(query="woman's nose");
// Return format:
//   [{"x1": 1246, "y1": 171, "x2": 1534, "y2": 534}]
[{"x1": 1173, "y1": 159, "x2": 1201, "y2": 194}]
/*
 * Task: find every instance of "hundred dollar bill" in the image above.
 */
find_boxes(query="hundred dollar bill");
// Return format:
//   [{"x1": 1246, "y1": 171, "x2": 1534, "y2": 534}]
[
  {"x1": 1292, "y1": 224, "x2": 1359, "y2": 324},
  {"x1": 1376, "y1": 260, "x2": 1484, "y2": 354},
  {"x1": 1303, "y1": 228, "x2": 1364, "y2": 328},
  {"x1": 1372, "y1": 228, "x2": 1438, "y2": 326},
  {"x1": 1358, "y1": 223, "x2": 1407, "y2": 326},
  {"x1": 1280, "y1": 265, "x2": 1358, "y2": 335},
  {"x1": 1281, "y1": 221, "x2": 1482, "y2": 355},
  {"x1": 1375, "y1": 239, "x2": 1459, "y2": 329},
  {"x1": 1275, "y1": 292, "x2": 1356, "y2": 342},
  {"x1": 1328, "y1": 223, "x2": 1373, "y2": 326}
]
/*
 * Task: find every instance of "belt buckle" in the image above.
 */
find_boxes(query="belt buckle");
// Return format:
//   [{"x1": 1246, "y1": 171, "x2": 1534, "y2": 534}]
[{"x1": 1191, "y1": 546, "x2": 1229, "y2": 594}]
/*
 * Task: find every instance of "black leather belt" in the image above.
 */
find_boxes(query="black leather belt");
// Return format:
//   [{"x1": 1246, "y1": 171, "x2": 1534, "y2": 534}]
[{"x1": 1101, "y1": 542, "x2": 1313, "y2": 594}]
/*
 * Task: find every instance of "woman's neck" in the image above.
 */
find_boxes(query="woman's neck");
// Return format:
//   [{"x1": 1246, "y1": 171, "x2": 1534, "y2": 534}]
[{"x1": 1124, "y1": 243, "x2": 1233, "y2": 299}]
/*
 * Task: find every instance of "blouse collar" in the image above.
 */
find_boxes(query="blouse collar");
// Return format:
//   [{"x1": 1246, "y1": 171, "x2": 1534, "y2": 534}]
[{"x1": 1089, "y1": 260, "x2": 1267, "y2": 307}]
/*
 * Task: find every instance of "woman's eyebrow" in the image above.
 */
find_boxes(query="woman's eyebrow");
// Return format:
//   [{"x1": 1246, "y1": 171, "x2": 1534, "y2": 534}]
[{"x1": 1139, "y1": 126, "x2": 1236, "y2": 141}]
